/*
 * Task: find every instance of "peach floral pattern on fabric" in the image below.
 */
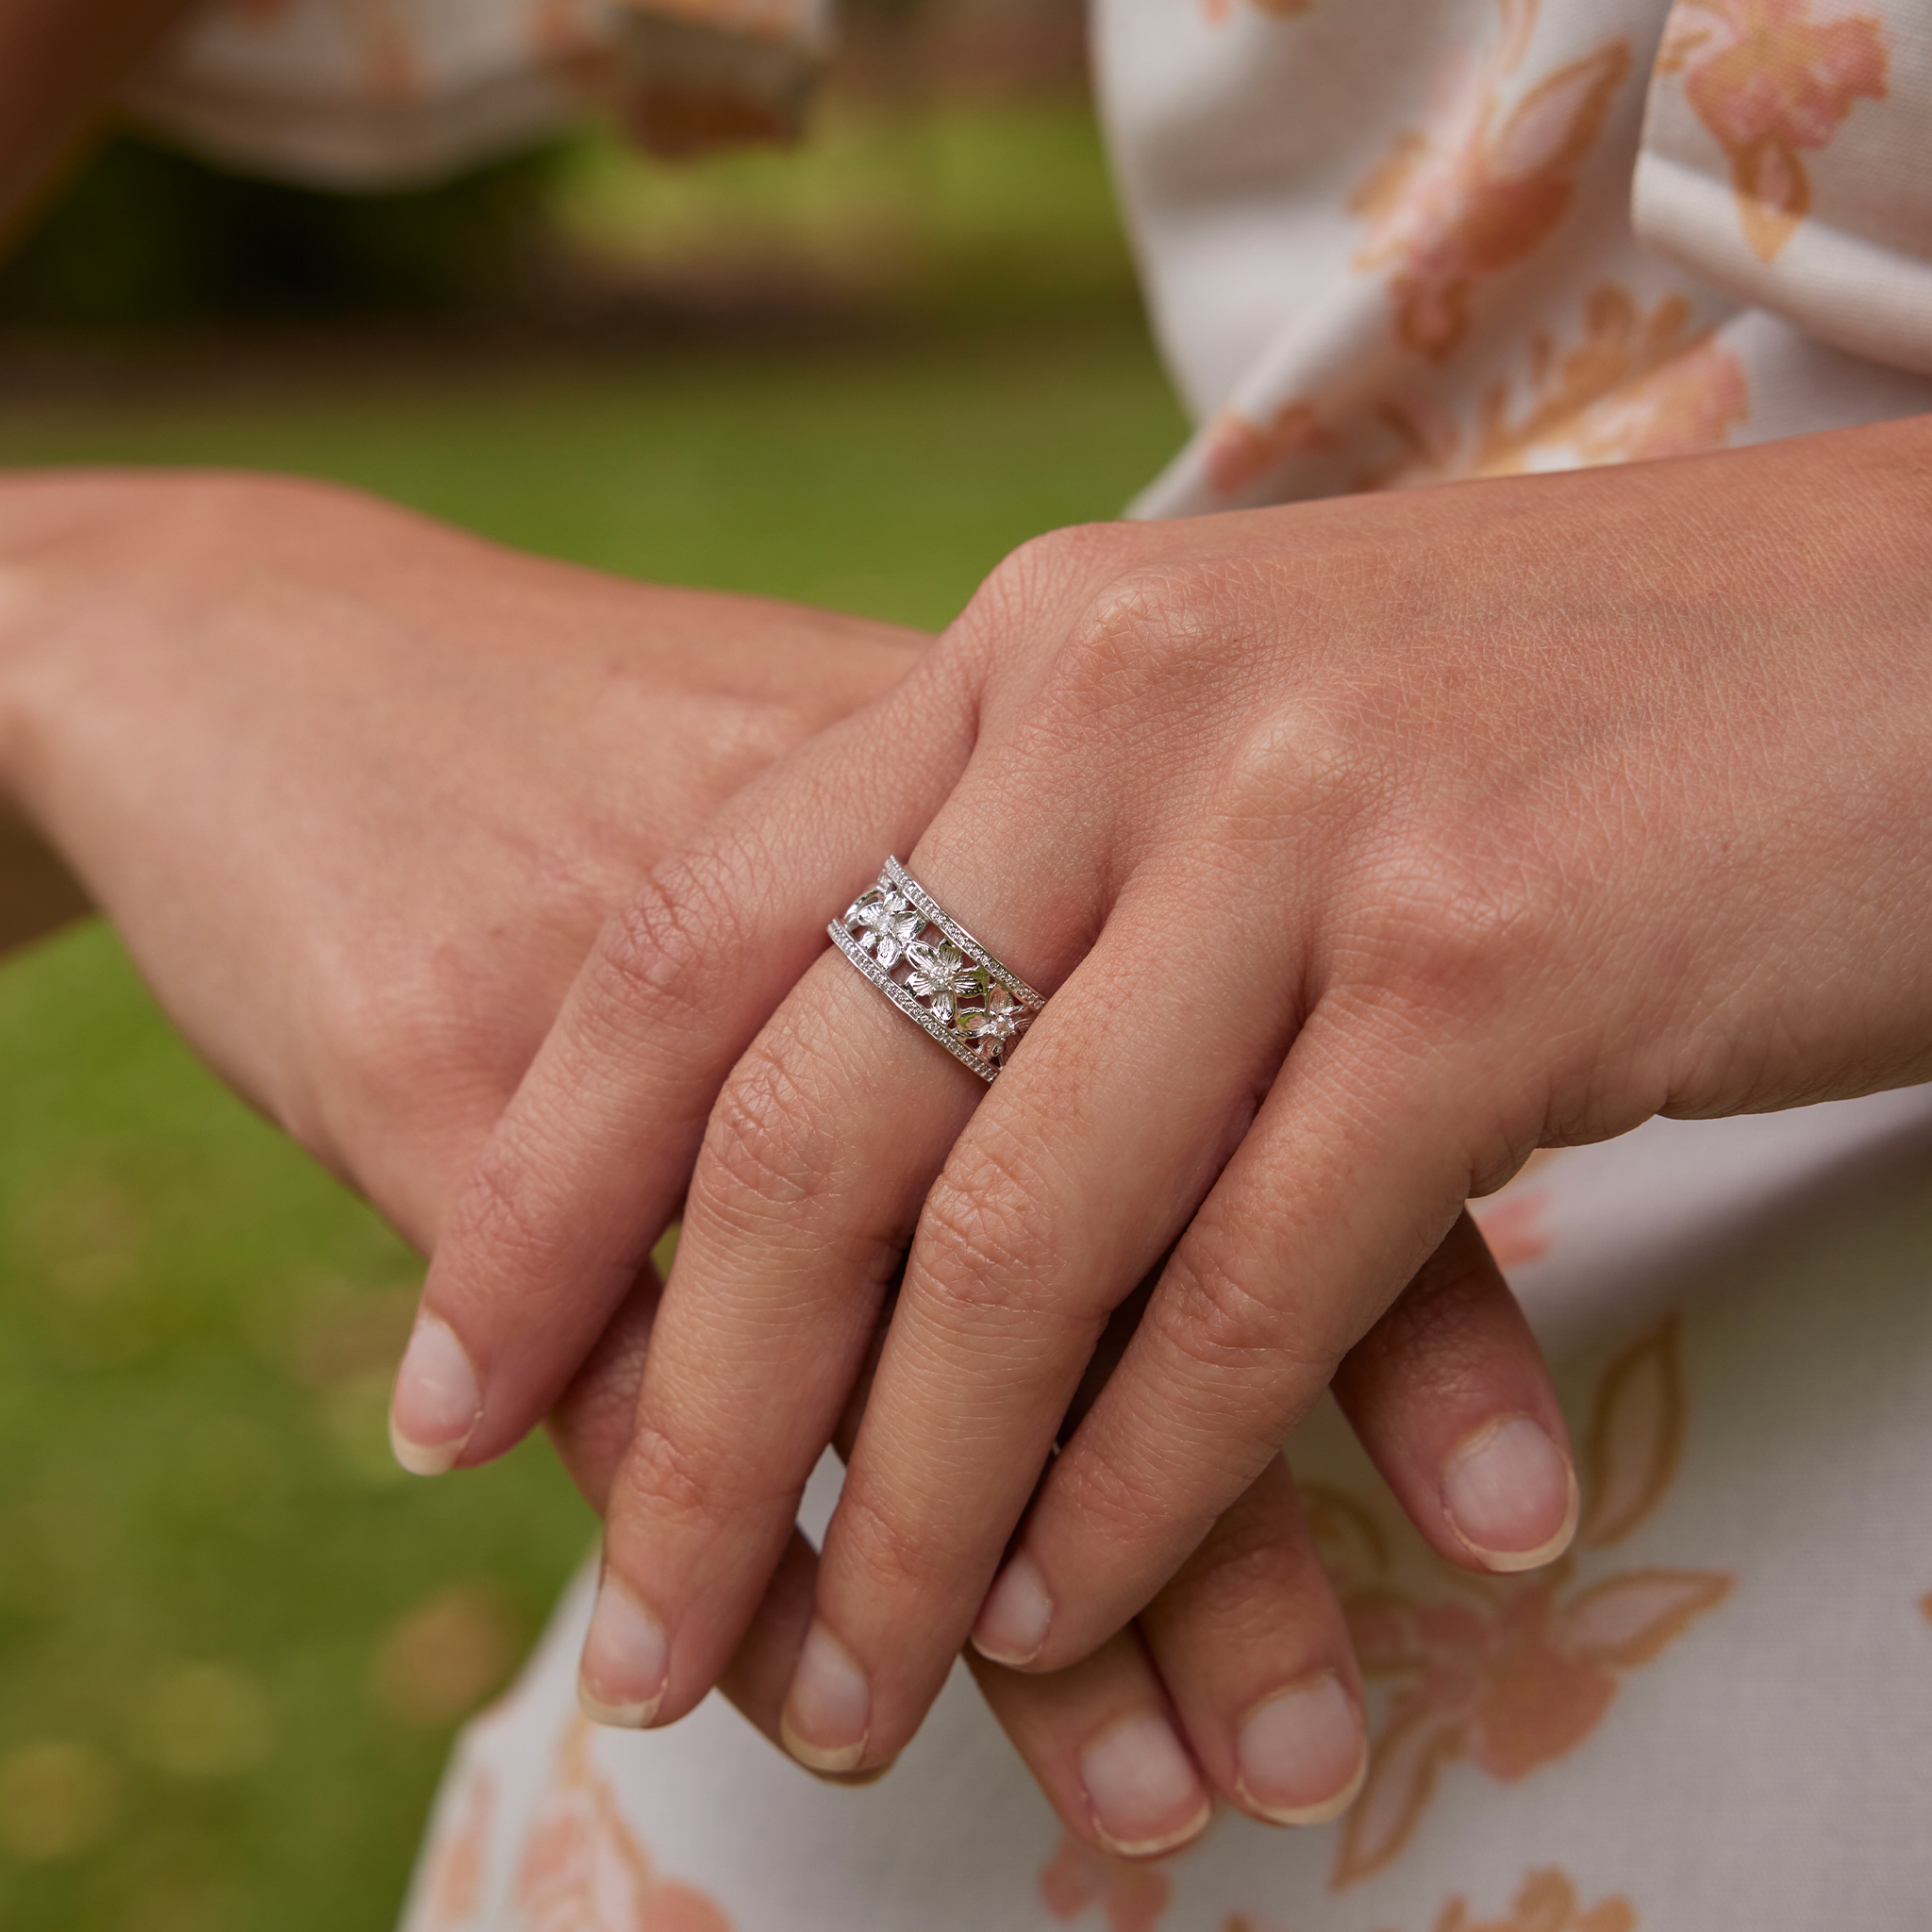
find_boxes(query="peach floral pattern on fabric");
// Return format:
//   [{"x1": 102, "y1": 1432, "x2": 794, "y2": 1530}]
[
  {"x1": 420, "y1": 1765, "x2": 495, "y2": 1928},
  {"x1": 1226, "y1": 1864, "x2": 1637, "y2": 1932},
  {"x1": 1350, "y1": 0, "x2": 1632, "y2": 358},
  {"x1": 1310, "y1": 1318, "x2": 1731, "y2": 1889},
  {"x1": 1202, "y1": 400, "x2": 1333, "y2": 497},
  {"x1": 1367, "y1": 282, "x2": 1748, "y2": 484},
  {"x1": 511, "y1": 1717, "x2": 735, "y2": 1932},
  {"x1": 192, "y1": 0, "x2": 824, "y2": 163},
  {"x1": 1041, "y1": 1832, "x2": 1174, "y2": 1932},
  {"x1": 1201, "y1": 0, "x2": 1313, "y2": 22},
  {"x1": 1473, "y1": 1188, "x2": 1555, "y2": 1268},
  {"x1": 1656, "y1": 0, "x2": 1889, "y2": 261},
  {"x1": 1418, "y1": 1866, "x2": 1638, "y2": 1932},
  {"x1": 219, "y1": 0, "x2": 419, "y2": 96}
]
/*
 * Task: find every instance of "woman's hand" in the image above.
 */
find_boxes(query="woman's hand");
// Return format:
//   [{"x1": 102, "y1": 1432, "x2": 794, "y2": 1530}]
[
  {"x1": 0, "y1": 468, "x2": 924, "y2": 1247},
  {"x1": 550, "y1": 1208, "x2": 1564, "y2": 1853},
  {"x1": 0, "y1": 466, "x2": 1559, "y2": 1855},
  {"x1": 405, "y1": 414, "x2": 1932, "y2": 1774}
]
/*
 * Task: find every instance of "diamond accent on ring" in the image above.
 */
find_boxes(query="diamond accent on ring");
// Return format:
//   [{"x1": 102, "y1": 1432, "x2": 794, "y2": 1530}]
[{"x1": 828, "y1": 860, "x2": 1044, "y2": 1081}]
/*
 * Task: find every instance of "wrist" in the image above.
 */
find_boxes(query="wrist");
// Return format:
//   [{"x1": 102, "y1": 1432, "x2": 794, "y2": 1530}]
[
  {"x1": 0, "y1": 468, "x2": 108, "y2": 808},
  {"x1": 0, "y1": 469, "x2": 179, "y2": 939}
]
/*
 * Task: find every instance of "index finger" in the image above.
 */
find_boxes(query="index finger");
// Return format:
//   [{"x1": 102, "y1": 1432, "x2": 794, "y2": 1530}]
[
  {"x1": 387, "y1": 519, "x2": 1156, "y2": 1475},
  {"x1": 387, "y1": 663, "x2": 972, "y2": 1474}
]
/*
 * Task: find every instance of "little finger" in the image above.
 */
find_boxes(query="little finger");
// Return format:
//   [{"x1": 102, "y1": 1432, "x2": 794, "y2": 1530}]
[
  {"x1": 1136, "y1": 1456, "x2": 1367, "y2": 1827},
  {"x1": 1330, "y1": 1208, "x2": 1577, "y2": 1574},
  {"x1": 969, "y1": 1633, "x2": 1214, "y2": 1860}
]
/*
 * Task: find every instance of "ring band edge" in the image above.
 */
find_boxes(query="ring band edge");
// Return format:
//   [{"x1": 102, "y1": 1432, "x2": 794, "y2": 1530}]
[{"x1": 882, "y1": 858, "x2": 1046, "y2": 1012}]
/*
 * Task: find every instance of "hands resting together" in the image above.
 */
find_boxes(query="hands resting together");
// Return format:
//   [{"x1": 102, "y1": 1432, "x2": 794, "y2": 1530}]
[{"x1": 8, "y1": 414, "x2": 1931, "y2": 1857}]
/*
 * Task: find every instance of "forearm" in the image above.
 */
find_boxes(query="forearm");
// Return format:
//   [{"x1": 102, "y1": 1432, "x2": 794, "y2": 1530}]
[
  {"x1": 0, "y1": 473, "x2": 129, "y2": 957},
  {"x1": 0, "y1": 0, "x2": 204, "y2": 941},
  {"x1": 0, "y1": 463, "x2": 929, "y2": 1156},
  {"x1": 0, "y1": 0, "x2": 200, "y2": 245}
]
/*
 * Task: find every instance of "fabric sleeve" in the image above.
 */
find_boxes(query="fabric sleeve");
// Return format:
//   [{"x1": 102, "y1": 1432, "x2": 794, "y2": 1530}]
[
  {"x1": 125, "y1": 0, "x2": 834, "y2": 192},
  {"x1": 1632, "y1": 0, "x2": 1932, "y2": 377}
]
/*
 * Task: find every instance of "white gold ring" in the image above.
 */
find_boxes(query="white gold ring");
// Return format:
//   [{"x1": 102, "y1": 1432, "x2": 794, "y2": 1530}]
[{"x1": 828, "y1": 858, "x2": 1045, "y2": 1082}]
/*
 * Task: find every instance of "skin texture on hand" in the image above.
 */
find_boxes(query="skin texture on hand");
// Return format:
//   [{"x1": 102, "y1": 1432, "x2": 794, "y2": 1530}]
[
  {"x1": 551, "y1": 1209, "x2": 1564, "y2": 1853},
  {"x1": 0, "y1": 470, "x2": 925, "y2": 1248},
  {"x1": 0, "y1": 466, "x2": 1518, "y2": 1858},
  {"x1": 0, "y1": 0, "x2": 1577, "y2": 1856},
  {"x1": 418, "y1": 412, "x2": 1932, "y2": 1779}
]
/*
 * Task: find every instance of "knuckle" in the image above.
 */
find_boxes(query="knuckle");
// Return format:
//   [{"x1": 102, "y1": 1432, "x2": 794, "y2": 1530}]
[
  {"x1": 169, "y1": 470, "x2": 296, "y2": 539},
  {"x1": 947, "y1": 523, "x2": 1119, "y2": 660},
  {"x1": 445, "y1": 1134, "x2": 572, "y2": 1289},
  {"x1": 1057, "y1": 1440, "x2": 1176, "y2": 1556},
  {"x1": 991, "y1": 521, "x2": 1128, "y2": 607},
  {"x1": 1154, "y1": 1245, "x2": 1345, "y2": 1388},
  {"x1": 170, "y1": 474, "x2": 369, "y2": 576},
  {"x1": 1043, "y1": 560, "x2": 1238, "y2": 709},
  {"x1": 1370, "y1": 1259, "x2": 1479, "y2": 1365},
  {"x1": 912, "y1": 1137, "x2": 1061, "y2": 1326},
  {"x1": 962, "y1": 538, "x2": 1254, "y2": 711},
  {"x1": 829, "y1": 1479, "x2": 953, "y2": 1604},
  {"x1": 591, "y1": 857, "x2": 742, "y2": 1038},
  {"x1": 616, "y1": 1420, "x2": 713, "y2": 1533},
  {"x1": 1349, "y1": 1220, "x2": 1512, "y2": 1393},
  {"x1": 613, "y1": 1417, "x2": 795, "y2": 1539},
  {"x1": 1183, "y1": 1492, "x2": 1308, "y2": 1614},
  {"x1": 1349, "y1": 821, "x2": 1559, "y2": 1024},
  {"x1": 691, "y1": 1029, "x2": 841, "y2": 1224},
  {"x1": 1212, "y1": 691, "x2": 1398, "y2": 839}
]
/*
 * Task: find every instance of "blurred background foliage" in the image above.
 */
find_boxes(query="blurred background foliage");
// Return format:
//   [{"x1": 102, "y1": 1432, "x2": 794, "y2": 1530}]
[
  {"x1": 0, "y1": 0, "x2": 1131, "y2": 333},
  {"x1": 0, "y1": 2, "x2": 1185, "y2": 1929}
]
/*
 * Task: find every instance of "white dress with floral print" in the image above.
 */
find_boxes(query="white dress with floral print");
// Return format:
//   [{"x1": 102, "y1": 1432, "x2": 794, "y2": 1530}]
[{"x1": 131, "y1": 4, "x2": 1932, "y2": 1927}]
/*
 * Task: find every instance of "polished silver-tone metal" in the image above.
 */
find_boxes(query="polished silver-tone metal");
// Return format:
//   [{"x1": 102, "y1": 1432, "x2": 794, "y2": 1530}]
[{"x1": 828, "y1": 858, "x2": 1045, "y2": 1081}]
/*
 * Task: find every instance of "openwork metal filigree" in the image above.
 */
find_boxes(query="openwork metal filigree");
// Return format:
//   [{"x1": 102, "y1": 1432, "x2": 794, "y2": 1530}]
[{"x1": 828, "y1": 858, "x2": 1045, "y2": 1081}]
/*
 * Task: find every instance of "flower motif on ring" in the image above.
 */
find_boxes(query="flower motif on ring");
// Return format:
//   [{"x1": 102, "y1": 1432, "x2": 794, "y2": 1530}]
[
  {"x1": 958, "y1": 983, "x2": 1031, "y2": 1065},
  {"x1": 850, "y1": 891, "x2": 923, "y2": 969},
  {"x1": 904, "y1": 940, "x2": 981, "y2": 1024}
]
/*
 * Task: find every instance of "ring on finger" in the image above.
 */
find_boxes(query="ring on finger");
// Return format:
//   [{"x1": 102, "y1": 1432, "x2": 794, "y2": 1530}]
[{"x1": 829, "y1": 858, "x2": 1045, "y2": 1082}]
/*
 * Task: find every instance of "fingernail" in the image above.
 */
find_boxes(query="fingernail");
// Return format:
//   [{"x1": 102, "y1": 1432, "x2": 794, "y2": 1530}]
[
  {"x1": 1078, "y1": 1709, "x2": 1212, "y2": 1857},
  {"x1": 388, "y1": 1313, "x2": 481, "y2": 1476},
  {"x1": 780, "y1": 1621, "x2": 871, "y2": 1774},
  {"x1": 1442, "y1": 1414, "x2": 1579, "y2": 1572},
  {"x1": 971, "y1": 1552, "x2": 1053, "y2": 1666},
  {"x1": 809, "y1": 1760, "x2": 897, "y2": 1789},
  {"x1": 1235, "y1": 1674, "x2": 1367, "y2": 1826},
  {"x1": 577, "y1": 1575, "x2": 669, "y2": 1727}
]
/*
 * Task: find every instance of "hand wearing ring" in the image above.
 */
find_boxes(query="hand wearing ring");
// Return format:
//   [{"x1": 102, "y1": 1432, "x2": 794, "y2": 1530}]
[
  {"x1": 410, "y1": 423, "x2": 1932, "y2": 1804},
  {"x1": 829, "y1": 858, "x2": 1044, "y2": 1079}
]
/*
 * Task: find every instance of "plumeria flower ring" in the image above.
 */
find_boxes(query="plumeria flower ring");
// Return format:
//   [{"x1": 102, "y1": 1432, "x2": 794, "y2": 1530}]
[
  {"x1": 958, "y1": 983, "x2": 1030, "y2": 1066},
  {"x1": 849, "y1": 891, "x2": 924, "y2": 970},
  {"x1": 904, "y1": 941, "x2": 983, "y2": 1024}
]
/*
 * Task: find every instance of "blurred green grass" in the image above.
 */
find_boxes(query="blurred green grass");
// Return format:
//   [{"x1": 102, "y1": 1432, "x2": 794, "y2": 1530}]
[
  {"x1": 0, "y1": 98, "x2": 1138, "y2": 331},
  {"x1": 0, "y1": 308, "x2": 1184, "y2": 1929},
  {"x1": 546, "y1": 97, "x2": 1141, "y2": 320}
]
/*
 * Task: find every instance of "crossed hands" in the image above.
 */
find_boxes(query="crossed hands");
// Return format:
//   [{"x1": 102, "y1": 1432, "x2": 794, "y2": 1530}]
[
  {"x1": 406, "y1": 411, "x2": 1932, "y2": 1846},
  {"x1": 9, "y1": 412, "x2": 1932, "y2": 1860}
]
